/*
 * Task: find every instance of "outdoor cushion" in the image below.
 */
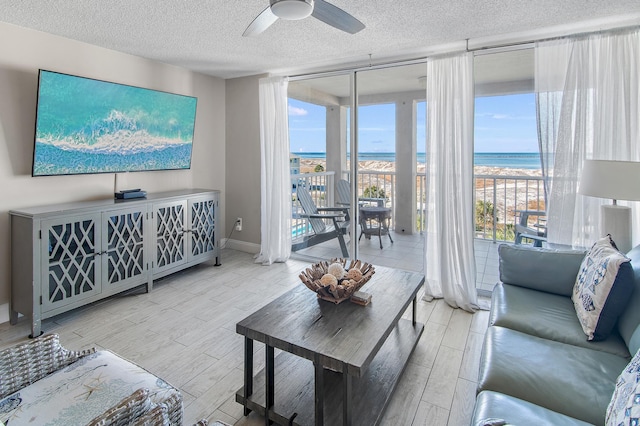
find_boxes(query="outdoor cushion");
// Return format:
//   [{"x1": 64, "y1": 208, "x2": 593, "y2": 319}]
[
  {"x1": 498, "y1": 244, "x2": 586, "y2": 296},
  {"x1": 472, "y1": 391, "x2": 594, "y2": 426},
  {"x1": 0, "y1": 350, "x2": 181, "y2": 425},
  {"x1": 606, "y1": 348, "x2": 640, "y2": 425},
  {"x1": 490, "y1": 282, "x2": 630, "y2": 358},
  {"x1": 573, "y1": 235, "x2": 634, "y2": 341},
  {"x1": 478, "y1": 326, "x2": 629, "y2": 425}
]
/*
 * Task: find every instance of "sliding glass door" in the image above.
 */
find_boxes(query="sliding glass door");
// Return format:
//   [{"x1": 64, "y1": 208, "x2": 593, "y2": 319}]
[
  {"x1": 287, "y1": 63, "x2": 427, "y2": 271},
  {"x1": 288, "y1": 74, "x2": 352, "y2": 261},
  {"x1": 352, "y1": 63, "x2": 426, "y2": 269}
]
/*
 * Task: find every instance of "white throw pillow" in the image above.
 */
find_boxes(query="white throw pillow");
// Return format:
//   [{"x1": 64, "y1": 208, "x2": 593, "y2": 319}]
[{"x1": 606, "y1": 348, "x2": 640, "y2": 425}]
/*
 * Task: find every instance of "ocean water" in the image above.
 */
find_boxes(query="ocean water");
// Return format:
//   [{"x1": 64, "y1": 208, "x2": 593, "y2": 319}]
[
  {"x1": 473, "y1": 153, "x2": 541, "y2": 169},
  {"x1": 293, "y1": 152, "x2": 542, "y2": 170},
  {"x1": 33, "y1": 71, "x2": 196, "y2": 176},
  {"x1": 33, "y1": 142, "x2": 193, "y2": 175}
]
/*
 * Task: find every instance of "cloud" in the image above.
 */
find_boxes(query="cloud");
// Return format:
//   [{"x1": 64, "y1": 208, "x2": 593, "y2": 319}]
[
  {"x1": 288, "y1": 105, "x2": 308, "y2": 116},
  {"x1": 476, "y1": 112, "x2": 535, "y2": 120},
  {"x1": 289, "y1": 126, "x2": 327, "y2": 132}
]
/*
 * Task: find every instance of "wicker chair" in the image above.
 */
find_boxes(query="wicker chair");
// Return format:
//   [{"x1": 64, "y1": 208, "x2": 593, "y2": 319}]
[
  {"x1": 0, "y1": 334, "x2": 183, "y2": 425},
  {"x1": 0, "y1": 333, "x2": 95, "y2": 399}
]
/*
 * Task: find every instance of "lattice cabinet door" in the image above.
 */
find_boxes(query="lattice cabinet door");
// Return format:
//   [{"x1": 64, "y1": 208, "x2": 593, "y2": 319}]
[
  {"x1": 187, "y1": 196, "x2": 217, "y2": 263},
  {"x1": 102, "y1": 206, "x2": 148, "y2": 291},
  {"x1": 153, "y1": 200, "x2": 187, "y2": 274},
  {"x1": 41, "y1": 213, "x2": 102, "y2": 312}
]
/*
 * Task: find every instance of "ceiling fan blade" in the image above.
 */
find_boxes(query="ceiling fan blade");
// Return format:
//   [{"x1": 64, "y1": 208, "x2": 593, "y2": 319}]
[
  {"x1": 243, "y1": 6, "x2": 279, "y2": 37},
  {"x1": 311, "y1": 0, "x2": 365, "y2": 34}
]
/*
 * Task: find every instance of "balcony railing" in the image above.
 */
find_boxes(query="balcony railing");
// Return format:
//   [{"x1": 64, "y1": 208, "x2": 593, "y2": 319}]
[
  {"x1": 417, "y1": 172, "x2": 426, "y2": 232},
  {"x1": 355, "y1": 170, "x2": 396, "y2": 226},
  {"x1": 291, "y1": 171, "x2": 546, "y2": 244},
  {"x1": 474, "y1": 174, "x2": 545, "y2": 243}
]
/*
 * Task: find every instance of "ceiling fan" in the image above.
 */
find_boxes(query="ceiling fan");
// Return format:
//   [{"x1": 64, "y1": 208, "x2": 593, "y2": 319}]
[{"x1": 243, "y1": 0, "x2": 365, "y2": 37}]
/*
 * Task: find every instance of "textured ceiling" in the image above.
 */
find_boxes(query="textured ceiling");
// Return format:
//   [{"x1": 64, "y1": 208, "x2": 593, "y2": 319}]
[{"x1": 0, "y1": 0, "x2": 639, "y2": 79}]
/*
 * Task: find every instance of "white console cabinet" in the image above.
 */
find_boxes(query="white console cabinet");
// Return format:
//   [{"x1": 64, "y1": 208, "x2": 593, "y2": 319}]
[
  {"x1": 152, "y1": 195, "x2": 218, "y2": 278},
  {"x1": 10, "y1": 189, "x2": 219, "y2": 337}
]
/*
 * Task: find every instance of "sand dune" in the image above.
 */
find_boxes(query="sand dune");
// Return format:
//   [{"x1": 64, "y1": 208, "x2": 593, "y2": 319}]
[{"x1": 301, "y1": 158, "x2": 541, "y2": 176}]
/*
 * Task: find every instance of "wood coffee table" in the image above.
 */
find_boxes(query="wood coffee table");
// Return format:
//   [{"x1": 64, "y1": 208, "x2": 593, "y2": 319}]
[{"x1": 236, "y1": 266, "x2": 424, "y2": 425}]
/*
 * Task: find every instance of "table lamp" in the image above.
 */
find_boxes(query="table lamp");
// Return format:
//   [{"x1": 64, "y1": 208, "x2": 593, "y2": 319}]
[{"x1": 578, "y1": 159, "x2": 640, "y2": 253}]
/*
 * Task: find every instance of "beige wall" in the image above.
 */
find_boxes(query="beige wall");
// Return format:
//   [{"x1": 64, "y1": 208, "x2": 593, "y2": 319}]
[
  {"x1": 0, "y1": 22, "x2": 226, "y2": 319},
  {"x1": 224, "y1": 75, "x2": 264, "y2": 250}
]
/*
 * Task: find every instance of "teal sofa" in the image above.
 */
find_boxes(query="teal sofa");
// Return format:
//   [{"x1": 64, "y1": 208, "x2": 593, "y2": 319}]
[{"x1": 472, "y1": 243, "x2": 640, "y2": 426}]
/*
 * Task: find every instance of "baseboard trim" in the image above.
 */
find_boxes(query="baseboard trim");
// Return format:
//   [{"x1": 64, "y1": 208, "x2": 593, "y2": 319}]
[
  {"x1": 222, "y1": 239, "x2": 260, "y2": 254},
  {"x1": 0, "y1": 303, "x2": 9, "y2": 326}
]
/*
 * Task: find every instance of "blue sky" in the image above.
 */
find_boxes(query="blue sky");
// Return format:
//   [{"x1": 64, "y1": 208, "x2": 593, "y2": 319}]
[{"x1": 288, "y1": 93, "x2": 538, "y2": 153}]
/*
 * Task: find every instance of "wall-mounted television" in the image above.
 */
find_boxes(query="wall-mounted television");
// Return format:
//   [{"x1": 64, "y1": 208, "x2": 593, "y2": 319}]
[{"x1": 32, "y1": 70, "x2": 197, "y2": 176}]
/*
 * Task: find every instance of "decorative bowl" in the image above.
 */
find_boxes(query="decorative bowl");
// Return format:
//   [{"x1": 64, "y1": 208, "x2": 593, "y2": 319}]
[{"x1": 299, "y1": 258, "x2": 375, "y2": 304}]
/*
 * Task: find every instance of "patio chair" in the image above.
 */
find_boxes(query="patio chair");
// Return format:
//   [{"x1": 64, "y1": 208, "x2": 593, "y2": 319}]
[
  {"x1": 336, "y1": 178, "x2": 351, "y2": 206},
  {"x1": 514, "y1": 209, "x2": 547, "y2": 247},
  {"x1": 292, "y1": 185, "x2": 350, "y2": 257},
  {"x1": 336, "y1": 179, "x2": 386, "y2": 207}
]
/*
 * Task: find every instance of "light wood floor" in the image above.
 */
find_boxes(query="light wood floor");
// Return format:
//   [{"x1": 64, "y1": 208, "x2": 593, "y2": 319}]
[
  {"x1": 294, "y1": 232, "x2": 501, "y2": 293},
  {"x1": 0, "y1": 249, "x2": 490, "y2": 426}
]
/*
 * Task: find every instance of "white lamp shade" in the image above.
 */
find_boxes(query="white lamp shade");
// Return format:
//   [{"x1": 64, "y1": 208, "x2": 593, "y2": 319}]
[
  {"x1": 270, "y1": 0, "x2": 314, "y2": 20},
  {"x1": 579, "y1": 160, "x2": 640, "y2": 202}
]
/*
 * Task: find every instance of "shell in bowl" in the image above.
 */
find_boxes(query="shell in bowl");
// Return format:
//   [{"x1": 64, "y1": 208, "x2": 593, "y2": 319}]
[{"x1": 299, "y1": 258, "x2": 375, "y2": 304}]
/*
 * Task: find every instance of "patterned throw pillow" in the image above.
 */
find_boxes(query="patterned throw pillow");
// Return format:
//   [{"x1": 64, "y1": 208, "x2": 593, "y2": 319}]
[
  {"x1": 606, "y1": 348, "x2": 640, "y2": 425},
  {"x1": 572, "y1": 235, "x2": 634, "y2": 341}
]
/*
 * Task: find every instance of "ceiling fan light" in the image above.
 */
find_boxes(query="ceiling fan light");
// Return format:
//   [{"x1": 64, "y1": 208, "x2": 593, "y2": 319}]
[{"x1": 270, "y1": 0, "x2": 314, "y2": 20}]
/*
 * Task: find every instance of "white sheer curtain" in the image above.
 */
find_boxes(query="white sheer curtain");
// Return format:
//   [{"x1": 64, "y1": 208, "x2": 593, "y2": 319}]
[
  {"x1": 535, "y1": 39, "x2": 572, "y2": 205},
  {"x1": 423, "y1": 52, "x2": 479, "y2": 312},
  {"x1": 536, "y1": 29, "x2": 640, "y2": 248},
  {"x1": 254, "y1": 76, "x2": 292, "y2": 265}
]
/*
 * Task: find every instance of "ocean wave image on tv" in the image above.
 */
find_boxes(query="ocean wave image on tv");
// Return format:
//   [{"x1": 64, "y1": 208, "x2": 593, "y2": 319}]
[{"x1": 33, "y1": 70, "x2": 197, "y2": 176}]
